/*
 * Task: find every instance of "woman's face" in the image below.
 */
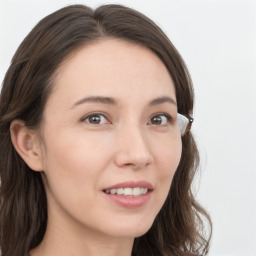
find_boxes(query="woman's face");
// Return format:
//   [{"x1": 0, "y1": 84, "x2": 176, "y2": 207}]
[{"x1": 40, "y1": 39, "x2": 182, "y2": 239}]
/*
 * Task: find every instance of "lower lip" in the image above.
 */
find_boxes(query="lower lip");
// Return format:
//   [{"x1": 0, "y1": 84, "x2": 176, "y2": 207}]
[{"x1": 102, "y1": 191, "x2": 152, "y2": 208}]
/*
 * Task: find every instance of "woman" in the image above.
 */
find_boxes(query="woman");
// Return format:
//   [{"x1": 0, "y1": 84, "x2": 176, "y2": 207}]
[{"x1": 0, "y1": 4, "x2": 211, "y2": 256}]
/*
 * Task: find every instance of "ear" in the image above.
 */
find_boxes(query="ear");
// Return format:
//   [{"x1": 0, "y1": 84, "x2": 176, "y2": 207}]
[{"x1": 10, "y1": 120, "x2": 44, "y2": 172}]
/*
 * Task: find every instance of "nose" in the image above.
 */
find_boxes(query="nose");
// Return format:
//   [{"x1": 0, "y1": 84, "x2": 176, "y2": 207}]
[{"x1": 114, "y1": 125, "x2": 153, "y2": 170}]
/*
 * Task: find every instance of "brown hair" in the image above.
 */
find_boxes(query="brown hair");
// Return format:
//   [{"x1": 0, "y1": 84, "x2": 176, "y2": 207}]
[{"x1": 0, "y1": 4, "x2": 211, "y2": 256}]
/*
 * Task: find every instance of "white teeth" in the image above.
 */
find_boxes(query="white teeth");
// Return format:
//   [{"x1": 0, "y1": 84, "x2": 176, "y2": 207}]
[
  {"x1": 110, "y1": 189, "x2": 116, "y2": 194},
  {"x1": 123, "y1": 188, "x2": 133, "y2": 196},
  {"x1": 132, "y1": 187, "x2": 141, "y2": 196},
  {"x1": 117, "y1": 188, "x2": 124, "y2": 195},
  {"x1": 143, "y1": 188, "x2": 148, "y2": 194},
  {"x1": 105, "y1": 187, "x2": 149, "y2": 196}
]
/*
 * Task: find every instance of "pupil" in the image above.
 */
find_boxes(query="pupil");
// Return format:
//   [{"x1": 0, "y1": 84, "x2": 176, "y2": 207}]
[
  {"x1": 152, "y1": 116, "x2": 162, "y2": 125},
  {"x1": 89, "y1": 116, "x2": 101, "y2": 124}
]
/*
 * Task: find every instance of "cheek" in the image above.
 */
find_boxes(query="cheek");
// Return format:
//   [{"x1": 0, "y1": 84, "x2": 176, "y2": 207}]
[
  {"x1": 41, "y1": 134, "x2": 88, "y2": 196},
  {"x1": 43, "y1": 128, "x2": 107, "y2": 171},
  {"x1": 153, "y1": 137, "x2": 182, "y2": 196},
  {"x1": 157, "y1": 136, "x2": 182, "y2": 173},
  {"x1": 41, "y1": 129, "x2": 115, "y2": 201},
  {"x1": 41, "y1": 134, "x2": 110, "y2": 223}
]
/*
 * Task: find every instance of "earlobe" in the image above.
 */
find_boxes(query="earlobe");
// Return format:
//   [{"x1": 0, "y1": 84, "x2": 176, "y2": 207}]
[{"x1": 10, "y1": 120, "x2": 44, "y2": 172}]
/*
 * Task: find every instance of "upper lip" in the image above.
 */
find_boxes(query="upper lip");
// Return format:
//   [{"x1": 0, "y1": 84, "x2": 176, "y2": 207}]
[{"x1": 103, "y1": 180, "x2": 154, "y2": 191}]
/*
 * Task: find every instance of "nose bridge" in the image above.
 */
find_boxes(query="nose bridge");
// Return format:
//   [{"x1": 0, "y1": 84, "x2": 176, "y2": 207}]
[{"x1": 114, "y1": 121, "x2": 153, "y2": 168}]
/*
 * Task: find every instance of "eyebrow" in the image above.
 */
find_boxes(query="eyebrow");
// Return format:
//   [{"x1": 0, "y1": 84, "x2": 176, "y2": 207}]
[
  {"x1": 71, "y1": 96, "x2": 117, "y2": 109},
  {"x1": 149, "y1": 96, "x2": 177, "y2": 106},
  {"x1": 71, "y1": 95, "x2": 177, "y2": 109}
]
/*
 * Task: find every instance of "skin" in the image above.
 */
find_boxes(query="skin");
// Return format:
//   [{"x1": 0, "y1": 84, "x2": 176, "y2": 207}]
[{"x1": 12, "y1": 39, "x2": 182, "y2": 256}]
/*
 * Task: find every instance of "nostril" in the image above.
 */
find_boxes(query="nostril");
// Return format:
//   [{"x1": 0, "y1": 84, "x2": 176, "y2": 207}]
[{"x1": 120, "y1": 159, "x2": 151, "y2": 169}]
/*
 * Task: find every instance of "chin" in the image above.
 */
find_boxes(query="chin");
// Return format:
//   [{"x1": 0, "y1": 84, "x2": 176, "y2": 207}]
[{"x1": 102, "y1": 217, "x2": 155, "y2": 239}]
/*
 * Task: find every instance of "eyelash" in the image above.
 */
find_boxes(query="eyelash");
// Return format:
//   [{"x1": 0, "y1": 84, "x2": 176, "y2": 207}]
[
  {"x1": 82, "y1": 112, "x2": 173, "y2": 126},
  {"x1": 148, "y1": 113, "x2": 172, "y2": 126},
  {"x1": 82, "y1": 112, "x2": 110, "y2": 125}
]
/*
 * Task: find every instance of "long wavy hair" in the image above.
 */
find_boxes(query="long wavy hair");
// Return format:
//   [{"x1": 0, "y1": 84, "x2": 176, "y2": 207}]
[{"x1": 0, "y1": 4, "x2": 211, "y2": 256}]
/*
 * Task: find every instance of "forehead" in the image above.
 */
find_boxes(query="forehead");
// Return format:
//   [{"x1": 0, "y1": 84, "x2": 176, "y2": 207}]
[{"x1": 48, "y1": 39, "x2": 176, "y2": 108}]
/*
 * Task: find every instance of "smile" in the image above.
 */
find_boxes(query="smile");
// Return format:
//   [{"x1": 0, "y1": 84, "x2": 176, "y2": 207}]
[
  {"x1": 102, "y1": 181, "x2": 153, "y2": 208},
  {"x1": 104, "y1": 187, "x2": 148, "y2": 196}
]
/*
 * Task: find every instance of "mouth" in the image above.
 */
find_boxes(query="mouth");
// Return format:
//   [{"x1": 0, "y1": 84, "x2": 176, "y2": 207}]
[
  {"x1": 103, "y1": 187, "x2": 150, "y2": 196},
  {"x1": 102, "y1": 181, "x2": 153, "y2": 208}
]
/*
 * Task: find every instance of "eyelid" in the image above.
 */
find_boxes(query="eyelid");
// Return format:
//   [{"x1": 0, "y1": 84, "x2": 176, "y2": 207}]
[
  {"x1": 80, "y1": 111, "x2": 174, "y2": 125},
  {"x1": 147, "y1": 112, "x2": 173, "y2": 125},
  {"x1": 81, "y1": 112, "x2": 111, "y2": 124}
]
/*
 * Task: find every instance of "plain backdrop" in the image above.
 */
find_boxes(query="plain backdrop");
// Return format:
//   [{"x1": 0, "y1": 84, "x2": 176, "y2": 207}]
[{"x1": 0, "y1": 0, "x2": 256, "y2": 255}]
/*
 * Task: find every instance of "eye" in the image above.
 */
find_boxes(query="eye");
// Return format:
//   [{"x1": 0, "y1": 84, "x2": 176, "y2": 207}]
[
  {"x1": 83, "y1": 113, "x2": 109, "y2": 125},
  {"x1": 148, "y1": 114, "x2": 171, "y2": 126}
]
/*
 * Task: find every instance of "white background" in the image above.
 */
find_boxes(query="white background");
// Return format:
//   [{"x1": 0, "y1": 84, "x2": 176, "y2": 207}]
[{"x1": 0, "y1": 0, "x2": 256, "y2": 255}]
